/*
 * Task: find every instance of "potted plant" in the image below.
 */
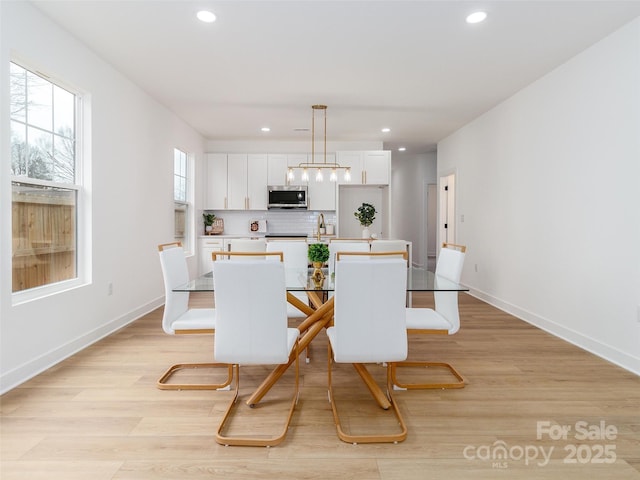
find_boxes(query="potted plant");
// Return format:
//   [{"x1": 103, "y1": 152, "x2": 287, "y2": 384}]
[
  {"x1": 354, "y1": 202, "x2": 376, "y2": 238},
  {"x1": 308, "y1": 243, "x2": 329, "y2": 282},
  {"x1": 203, "y1": 213, "x2": 216, "y2": 233}
]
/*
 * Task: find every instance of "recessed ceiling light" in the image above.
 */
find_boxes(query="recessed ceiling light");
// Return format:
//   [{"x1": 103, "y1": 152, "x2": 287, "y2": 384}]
[
  {"x1": 381, "y1": 128, "x2": 391, "y2": 133},
  {"x1": 197, "y1": 10, "x2": 216, "y2": 23},
  {"x1": 398, "y1": 147, "x2": 406, "y2": 152},
  {"x1": 261, "y1": 127, "x2": 271, "y2": 132},
  {"x1": 466, "y1": 11, "x2": 487, "y2": 24}
]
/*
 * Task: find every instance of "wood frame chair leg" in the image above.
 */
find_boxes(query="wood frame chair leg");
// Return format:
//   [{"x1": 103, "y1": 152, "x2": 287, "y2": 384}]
[
  {"x1": 157, "y1": 362, "x2": 233, "y2": 390},
  {"x1": 327, "y1": 344, "x2": 407, "y2": 444},
  {"x1": 390, "y1": 361, "x2": 465, "y2": 390},
  {"x1": 216, "y1": 343, "x2": 300, "y2": 447}
]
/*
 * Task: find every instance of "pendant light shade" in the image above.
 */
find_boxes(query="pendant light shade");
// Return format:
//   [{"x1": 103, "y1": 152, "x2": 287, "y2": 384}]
[{"x1": 287, "y1": 105, "x2": 351, "y2": 183}]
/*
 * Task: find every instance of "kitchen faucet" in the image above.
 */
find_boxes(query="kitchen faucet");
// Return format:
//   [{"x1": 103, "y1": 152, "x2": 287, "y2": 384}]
[{"x1": 317, "y1": 213, "x2": 325, "y2": 241}]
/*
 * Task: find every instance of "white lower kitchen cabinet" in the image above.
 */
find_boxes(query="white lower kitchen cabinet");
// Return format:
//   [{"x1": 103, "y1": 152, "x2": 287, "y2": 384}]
[{"x1": 198, "y1": 237, "x2": 224, "y2": 275}]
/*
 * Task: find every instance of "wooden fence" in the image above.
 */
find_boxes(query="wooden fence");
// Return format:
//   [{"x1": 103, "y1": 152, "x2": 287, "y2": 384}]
[{"x1": 12, "y1": 190, "x2": 76, "y2": 292}]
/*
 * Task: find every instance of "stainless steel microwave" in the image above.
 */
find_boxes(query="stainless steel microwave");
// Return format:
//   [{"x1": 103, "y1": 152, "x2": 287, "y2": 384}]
[{"x1": 268, "y1": 185, "x2": 308, "y2": 209}]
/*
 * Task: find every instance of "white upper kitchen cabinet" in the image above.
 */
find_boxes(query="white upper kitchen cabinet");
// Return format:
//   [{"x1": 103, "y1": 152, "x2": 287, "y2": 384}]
[
  {"x1": 226, "y1": 153, "x2": 248, "y2": 209},
  {"x1": 336, "y1": 150, "x2": 390, "y2": 185},
  {"x1": 267, "y1": 154, "x2": 288, "y2": 185},
  {"x1": 287, "y1": 154, "x2": 308, "y2": 186},
  {"x1": 206, "y1": 153, "x2": 268, "y2": 210},
  {"x1": 246, "y1": 154, "x2": 268, "y2": 210},
  {"x1": 205, "y1": 153, "x2": 228, "y2": 209},
  {"x1": 336, "y1": 151, "x2": 363, "y2": 185},
  {"x1": 307, "y1": 153, "x2": 336, "y2": 210},
  {"x1": 362, "y1": 151, "x2": 391, "y2": 185}
]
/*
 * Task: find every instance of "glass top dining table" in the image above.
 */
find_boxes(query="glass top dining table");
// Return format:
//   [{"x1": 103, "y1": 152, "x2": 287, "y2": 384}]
[
  {"x1": 173, "y1": 267, "x2": 469, "y2": 293},
  {"x1": 173, "y1": 266, "x2": 468, "y2": 409}
]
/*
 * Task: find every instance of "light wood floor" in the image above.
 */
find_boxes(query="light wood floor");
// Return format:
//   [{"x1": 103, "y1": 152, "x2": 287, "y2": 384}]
[{"x1": 2, "y1": 293, "x2": 639, "y2": 479}]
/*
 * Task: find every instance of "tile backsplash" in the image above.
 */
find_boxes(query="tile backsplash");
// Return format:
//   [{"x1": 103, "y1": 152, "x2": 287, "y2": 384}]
[{"x1": 204, "y1": 210, "x2": 337, "y2": 237}]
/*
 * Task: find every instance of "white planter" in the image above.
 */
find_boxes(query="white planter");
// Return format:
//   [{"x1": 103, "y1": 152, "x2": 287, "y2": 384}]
[{"x1": 362, "y1": 227, "x2": 370, "y2": 239}]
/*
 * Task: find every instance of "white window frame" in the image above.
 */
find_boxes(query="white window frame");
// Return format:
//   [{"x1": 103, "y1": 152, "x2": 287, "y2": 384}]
[
  {"x1": 174, "y1": 148, "x2": 193, "y2": 255},
  {"x1": 10, "y1": 59, "x2": 89, "y2": 304}
]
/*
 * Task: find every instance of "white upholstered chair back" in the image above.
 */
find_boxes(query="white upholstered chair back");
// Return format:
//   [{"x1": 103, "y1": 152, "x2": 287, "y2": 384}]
[
  {"x1": 328, "y1": 240, "x2": 370, "y2": 276},
  {"x1": 330, "y1": 258, "x2": 408, "y2": 363},
  {"x1": 158, "y1": 245, "x2": 190, "y2": 334},
  {"x1": 227, "y1": 238, "x2": 266, "y2": 257},
  {"x1": 266, "y1": 240, "x2": 309, "y2": 318},
  {"x1": 266, "y1": 240, "x2": 308, "y2": 269},
  {"x1": 213, "y1": 260, "x2": 293, "y2": 364},
  {"x1": 433, "y1": 245, "x2": 466, "y2": 334},
  {"x1": 370, "y1": 240, "x2": 407, "y2": 258},
  {"x1": 435, "y1": 246, "x2": 465, "y2": 282}
]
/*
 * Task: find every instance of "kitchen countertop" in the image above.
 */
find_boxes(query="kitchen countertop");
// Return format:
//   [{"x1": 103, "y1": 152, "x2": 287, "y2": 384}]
[
  {"x1": 199, "y1": 234, "x2": 406, "y2": 243},
  {"x1": 200, "y1": 234, "x2": 337, "y2": 241}
]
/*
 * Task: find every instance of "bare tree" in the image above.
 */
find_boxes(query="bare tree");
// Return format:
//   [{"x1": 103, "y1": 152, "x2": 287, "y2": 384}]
[{"x1": 10, "y1": 62, "x2": 75, "y2": 183}]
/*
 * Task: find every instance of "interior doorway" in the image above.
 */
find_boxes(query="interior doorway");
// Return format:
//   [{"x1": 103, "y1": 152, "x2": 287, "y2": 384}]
[
  {"x1": 439, "y1": 173, "x2": 456, "y2": 246},
  {"x1": 426, "y1": 183, "x2": 437, "y2": 271}
]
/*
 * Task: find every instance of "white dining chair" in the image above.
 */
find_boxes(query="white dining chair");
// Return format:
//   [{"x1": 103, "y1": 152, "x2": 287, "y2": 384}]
[
  {"x1": 370, "y1": 239, "x2": 411, "y2": 303},
  {"x1": 212, "y1": 252, "x2": 300, "y2": 447},
  {"x1": 227, "y1": 238, "x2": 266, "y2": 258},
  {"x1": 266, "y1": 240, "x2": 312, "y2": 319},
  {"x1": 156, "y1": 242, "x2": 232, "y2": 390},
  {"x1": 327, "y1": 257, "x2": 408, "y2": 444},
  {"x1": 370, "y1": 239, "x2": 408, "y2": 257},
  {"x1": 328, "y1": 239, "x2": 370, "y2": 277},
  {"x1": 391, "y1": 242, "x2": 467, "y2": 389}
]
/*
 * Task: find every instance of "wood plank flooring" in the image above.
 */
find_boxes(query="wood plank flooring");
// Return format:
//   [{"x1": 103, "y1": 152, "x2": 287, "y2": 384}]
[{"x1": 2, "y1": 293, "x2": 639, "y2": 479}]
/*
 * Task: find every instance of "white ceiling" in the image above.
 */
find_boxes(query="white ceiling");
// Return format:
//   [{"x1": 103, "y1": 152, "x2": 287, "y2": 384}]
[{"x1": 31, "y1": 0, "x2": 640, "y2": 154}]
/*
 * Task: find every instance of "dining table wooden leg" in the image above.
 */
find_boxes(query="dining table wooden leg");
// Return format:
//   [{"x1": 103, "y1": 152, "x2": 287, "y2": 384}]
[
  {"x1": 246, "y1": 298, "x2": 334, "y2": 407},
  {"x1": 286, "y1": 292, "x2": 315, "y2": 316},
  {"x1": 306, "y1": 290, "x2": 326, "y2": 310},
  {"x1": 352, "y1": 363, "x2": 392, "y2": 410}
]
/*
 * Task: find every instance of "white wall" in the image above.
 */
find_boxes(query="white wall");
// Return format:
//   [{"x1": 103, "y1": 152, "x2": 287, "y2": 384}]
[
  {"x1": 438, "y1": 19, "x2": 640, "y2": 374},
  {"x1": 0, "y1": 2, "x2": 205, "y2": 393},
  {"x1": 338, "y1": 185, "x2": 387, "y2": 238},
  {"x1": 391, "y1": 152, "x2": 437, "y2": 268}
]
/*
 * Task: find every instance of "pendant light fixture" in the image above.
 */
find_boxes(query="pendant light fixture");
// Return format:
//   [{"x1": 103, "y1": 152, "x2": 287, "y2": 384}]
[{"x1": 287, "y1": 105, "x2": 351, "y2": 183}]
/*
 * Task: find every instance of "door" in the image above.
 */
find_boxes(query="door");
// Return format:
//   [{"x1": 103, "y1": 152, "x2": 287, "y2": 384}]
[
  {"x1": 439, "y1": 173, "x2": 455, "y2": 246},
  {"x1": 427, "y1": 183, "x2": 437, "y2": 259}
]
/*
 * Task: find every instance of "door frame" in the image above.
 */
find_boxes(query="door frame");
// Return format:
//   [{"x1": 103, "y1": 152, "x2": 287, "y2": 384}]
[{"x1": 438, "y1": 169, "x2": 457, "y2": 249}]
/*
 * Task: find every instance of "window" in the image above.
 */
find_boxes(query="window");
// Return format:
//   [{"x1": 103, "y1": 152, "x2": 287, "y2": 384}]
[
  {"x1": 174, "y1": 148, "x2": 191, "y2": 251},
  {"x1": 10, "y1": 61, "x2": 83, "y2": 295}
]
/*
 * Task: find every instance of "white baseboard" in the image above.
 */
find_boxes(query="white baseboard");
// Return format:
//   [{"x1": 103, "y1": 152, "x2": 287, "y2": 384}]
[
  {"x1": 0, "y1": 297, "x2": 164, "y2": 394},
  {"x1": 467, "y1": 288, "x2": 640, "y2": 377}
]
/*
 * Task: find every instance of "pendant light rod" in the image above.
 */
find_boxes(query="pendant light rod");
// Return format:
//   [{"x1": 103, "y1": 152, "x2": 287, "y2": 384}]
[
  {"x1": 288, "y1": 104, "x2": 351, "y2": 182},
  {"x1": 311, "y1": 104, "x2": 327, "y2": 165}
]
